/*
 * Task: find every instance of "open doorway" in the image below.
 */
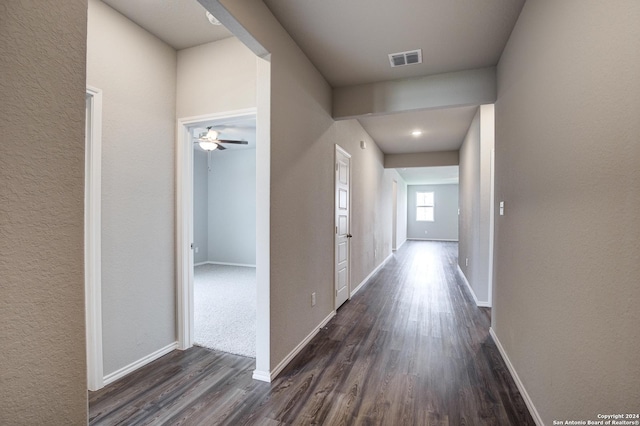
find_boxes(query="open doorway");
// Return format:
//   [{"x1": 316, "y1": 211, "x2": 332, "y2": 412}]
[{"x1": 192, "y1": 114, "x2": 257, "y2": 357}]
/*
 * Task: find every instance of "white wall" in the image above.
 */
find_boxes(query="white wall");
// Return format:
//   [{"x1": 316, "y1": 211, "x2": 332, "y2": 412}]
[
  {"x1": 87, "y1": 0, "x2": 177, "y2": 375},
  {"x1": 395, "y1": 178, "x2": 408, "y2": 249},
  {"x1": 177, "y1": 37, "x2": 256, "y2": 118},
  {"x1": 458, "y1": 105, "x2": 494, "y2": 305},
  {"x1": 0, "y1": 1, "x2": 88, "y2": 422},
  {"x1": 494, "y1": 1, "x2": 640, "y2": 423},
  {"x1": 193, "y1": 150, "x2": 209, "y2": 264},
  {"x1": 208, "y1": 149, "x2": 257, "y2": 266},
  {"x1": 407, "y1": 184, "x2": 459, "y2": 241}
]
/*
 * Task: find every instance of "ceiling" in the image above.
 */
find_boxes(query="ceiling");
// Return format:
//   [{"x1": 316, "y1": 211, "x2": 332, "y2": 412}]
[
  {"x1": 100, "y1": 0, "x2": 524, "y2": 178},
  {"x1": 397, "y1": 166, "x2": 459, "y2": 186},
  {"x1": 359, "y1": 106, "x2": 477, "y2": 154},
  {"x1": 263, "y1": 0, "x2": 525, "y2": 88},
  {"x1": 102, "y1": 0, "x2": 232, "y2": 50}
]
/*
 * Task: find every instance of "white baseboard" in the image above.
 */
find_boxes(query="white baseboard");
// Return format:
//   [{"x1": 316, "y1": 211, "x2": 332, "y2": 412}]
[
  {"x1": 489, "y1": 328, "x2": 544, "y2": 426},
  {"x1": 351, "y1": 253, "x2": 393, "y2": 297},
  {"x1": 457, "y1": 265, "x2": 491, "y2": 307},
  {"x1": 392, "y1": 238, "x2": 407, "y2": 252},
  {"x1": 252, "y1": 369, "x2": 271, "y2": 382},
  {"x1": 407, "y1": 238, "x2": 459, "y2": 242},
  {"x1": 263, "y1": 311, "x2": 336, "y2": 382},
  {"x1": 103, "y1": 341, "x2": 177, "y2": 386},
  {"x1": 195, "y1": 261, "x2": 256, "y2": 268}
]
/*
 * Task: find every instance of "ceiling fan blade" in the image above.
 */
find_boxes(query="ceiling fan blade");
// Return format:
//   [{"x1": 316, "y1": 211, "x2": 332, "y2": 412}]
[
  {"x1": 217, "y1": 139, "x2": 248, "y2": 144},
  {"x1": 216, "y1": 143, "x2": 227, "y2": 150}
]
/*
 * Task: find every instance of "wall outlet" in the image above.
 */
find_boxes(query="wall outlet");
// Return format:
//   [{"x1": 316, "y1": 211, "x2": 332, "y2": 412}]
[
  {"x1": 465, "y1": 258, "x2": 469, "y2": 266},
  {"x1": 374, "y1": 248, "x2": 377, "y2": 258},
  {"x1": 311, "y1": 292, "x2": 316, "y2": 307},
  {"x1": 424, "y1": 230, "x2": 428, "y2": 234},
  {"x1": 195, "y1": 247, "x2": 199, "y2": 253}
]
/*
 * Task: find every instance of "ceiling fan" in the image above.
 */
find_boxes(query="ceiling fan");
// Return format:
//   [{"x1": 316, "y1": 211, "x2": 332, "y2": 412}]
[{"x1": 195, "y1": 127, "x2": 248, "y2": 151}]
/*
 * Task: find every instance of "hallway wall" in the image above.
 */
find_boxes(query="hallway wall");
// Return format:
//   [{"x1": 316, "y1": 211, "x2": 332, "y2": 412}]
[
  {"x1": 87, "y1": 0, "x2": 177, "y2": 375},
  {"x1": 0, "y1": 1, "x2": 88, "y2": 423},
  {"x1": 494, "y1": 0, "x2": 640, "y2": 423},
  {"x1": 214, "y1": 0, "x2": 402, "y2": 371},
  {"x1": 459, "y1": 105, "x2": 494, "y2": 305}
]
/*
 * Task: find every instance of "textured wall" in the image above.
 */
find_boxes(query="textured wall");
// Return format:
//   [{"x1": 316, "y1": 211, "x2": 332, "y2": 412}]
[
  {"x1": 208, "y1": 149, "x2": 257, "y2": 266},
  {"x1": 407, "y1": 185, "x2": 459, "y2": 241},
  {"x1": 177, "y1": 37, "x2": 257, "y2": 118},
  {"x1": 395, "y1": 178, "x2": 408, "y2": 249},
  {"x1": 87, "y1": 0, "x2": 177, "y2": 375},
  {"x1": 193, "y1": 150, "x2": 209, "y2": 264},
  {"x1": 458, "y1": 106, "x2": 494, "y2": 304},
  {"x1": 216, "y1": 0, "x2": 400, "y2": 369},
  {"x1": 0, "y1": 1, "x2": 88, "y2": 423},
  {"x1": 494, "y1": 0, "x2": 640, "y2": 422}
]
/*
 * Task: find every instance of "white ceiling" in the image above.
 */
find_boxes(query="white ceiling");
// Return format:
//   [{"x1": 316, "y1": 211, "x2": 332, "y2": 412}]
[
  {"x1": 263, "y1": 0, "x2": 525, "y2": 87},
  {"x1": 358, "y1": 106, "x2": 477, "y2": 154},
  {"x1": 101, "y1": 0, "x2": 232, "y2": 50},
  {"x1": 397, "y1": 166, "x2": 459, "y2": 185}
]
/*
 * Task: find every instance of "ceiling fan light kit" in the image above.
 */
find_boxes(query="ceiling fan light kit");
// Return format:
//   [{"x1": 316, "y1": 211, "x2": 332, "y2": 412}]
[{"x1": 194, "y1": 126, "x2": 249, "y2": 152}]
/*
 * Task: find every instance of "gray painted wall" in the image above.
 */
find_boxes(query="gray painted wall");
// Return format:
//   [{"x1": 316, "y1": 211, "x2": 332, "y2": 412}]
[
  {"x1": 458, "y1": 105, "x2": 494, "y2": 305},
  {"x1": 177, "y1": 37, "x2": 256, "y2": 118},
  {"x1": 494, "y1": 1, "x2": 640, "y2": 423},
  {"x1": 217, "y1": 0, "x2": 402, "y2": 369},
  {"x1": 193, "y1": 150, "x2": 209, "y2": 264},
  {"x1": 208, "y1": 149, "x2": 257, "y2": 265},
  {"x1": 0, "y1": 1, "x2": 88, "y2": 423},
  {"x1": 407, "y1": 185, "x2": 459, "y2": 241},
  {"x1": 395, "y1": 178, "x2": 408, "y2": 249},
  {"x1": 87, "y1": 0, "x2": 177, "y2": 375}
]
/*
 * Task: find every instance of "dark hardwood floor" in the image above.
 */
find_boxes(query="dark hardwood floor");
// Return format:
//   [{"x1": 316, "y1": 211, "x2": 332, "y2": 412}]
[{"x1": 89, "y1": 241, "x2": 534, "y2": 425}]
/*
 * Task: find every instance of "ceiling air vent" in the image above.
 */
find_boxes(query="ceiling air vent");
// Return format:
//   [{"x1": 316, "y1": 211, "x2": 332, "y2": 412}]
[{"x1": 388, "y1": 49, "x2": 423, "y2": 67}]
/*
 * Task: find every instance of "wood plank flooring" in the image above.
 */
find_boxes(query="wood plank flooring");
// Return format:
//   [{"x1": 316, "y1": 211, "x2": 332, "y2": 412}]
[{"x1": 89, "y1": 241, "x2": 534, "y2": 425}]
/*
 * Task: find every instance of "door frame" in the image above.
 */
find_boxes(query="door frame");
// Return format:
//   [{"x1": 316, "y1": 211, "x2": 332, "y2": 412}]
[
  {"x1": 334, "y1": 144, "x2": 352, "y2": 309},
  {"x1": 85, "y1": 86, "x2": 103, "y2": 391},
  {"x1": 176, "y1": 107, "x2": 271, "y2": 379}
]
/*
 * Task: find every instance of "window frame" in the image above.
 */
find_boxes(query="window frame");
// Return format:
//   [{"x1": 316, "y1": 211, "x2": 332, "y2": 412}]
[{"x1": 416, "y1": 191, "x2": 435, "y2": 222}]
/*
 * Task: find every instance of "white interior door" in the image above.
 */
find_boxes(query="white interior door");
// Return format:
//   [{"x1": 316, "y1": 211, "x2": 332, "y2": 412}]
[{"x1": 335, "y1": 145, "x2": 351, "y2": 309}]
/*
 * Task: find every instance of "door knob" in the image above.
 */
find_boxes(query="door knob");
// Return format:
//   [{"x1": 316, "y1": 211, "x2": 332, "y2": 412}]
[{"x1": 347, "y1": 234, "x2": 353, "y2": 238}]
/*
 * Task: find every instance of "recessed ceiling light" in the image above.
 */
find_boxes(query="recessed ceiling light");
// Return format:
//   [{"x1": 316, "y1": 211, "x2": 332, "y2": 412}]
[{"x1": 412, "y1": 130, "x2": 422, "y2": 137}]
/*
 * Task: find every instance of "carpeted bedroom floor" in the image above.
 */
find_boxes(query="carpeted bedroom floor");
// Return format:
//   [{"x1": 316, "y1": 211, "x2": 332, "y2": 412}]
[{"x1": 193, "y1": 264, "x2": 256, "y2": 358}]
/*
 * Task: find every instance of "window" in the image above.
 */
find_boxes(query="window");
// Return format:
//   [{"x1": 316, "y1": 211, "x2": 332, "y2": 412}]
[{"x1": 416, "y1": 191, "x2": 434, "y2": 221}]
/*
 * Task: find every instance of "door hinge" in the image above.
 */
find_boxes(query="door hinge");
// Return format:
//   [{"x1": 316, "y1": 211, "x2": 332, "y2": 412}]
[{"x1": 335, "y1": 226, "x2": 338, "y2": 234}]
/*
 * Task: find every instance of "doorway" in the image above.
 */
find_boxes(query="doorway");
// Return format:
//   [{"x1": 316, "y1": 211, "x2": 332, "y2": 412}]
[
  {"x1": 192, "y1": 114, "x2": 257, "y2": 357},
  {"x1": 334, "y1": 145, "x2": 352, "y2": 310},
  {"x1": 177, "y1": 108, "x2": 271, "y2": 375}
]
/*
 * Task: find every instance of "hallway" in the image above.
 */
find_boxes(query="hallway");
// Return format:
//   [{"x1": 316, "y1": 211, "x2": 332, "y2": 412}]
[{"x1": 89, "y1": 241, "x2": 533, "y2": 425}]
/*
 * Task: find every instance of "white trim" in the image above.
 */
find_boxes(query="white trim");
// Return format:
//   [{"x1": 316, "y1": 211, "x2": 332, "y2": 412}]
[
  {"x1": 254, "y1": 311, "x2": 336, "y2": 383},
  {"x1": 488, "y1": 147, "x2": 495, "y2": 310},
  {"x1": 489, "y1": 328, "x2": 544, "y2": 426},
  {"x1": 195, "y1": 261, "x2": 257, "y2": 268},
  {"x1": 85, "y1": 86, "x2": 103, "y2": 391},
  {"x1": 351, "y1": 252, "x2": 393, "y2": 297},
  {"x1": 176, "y1": 107, "x2": 272, "y2": 379},
  {"x1": 457, "y1": 265, "x2": 491, "y2": 307},
  {"x1": 407, "y1": 238, "x2": 459, "y2": 242},
  {"x1": 103, "y1": 342, "x2": 178, "y2": 386}
]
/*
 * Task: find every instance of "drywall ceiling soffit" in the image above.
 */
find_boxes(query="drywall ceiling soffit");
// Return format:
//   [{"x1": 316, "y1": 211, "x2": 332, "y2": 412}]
[
  {"x1": 102, "y1": 0, "x2": 233, "y2": 50},
  {"x1": 263, "y1": 0, "x2": 525, "y2": 87},
  {"x1": 359, "y1": 106, "x2": 478, "y2": 155},
  {"x1": 397, "y1": 166, "x2": 459, "y2": 185}
]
